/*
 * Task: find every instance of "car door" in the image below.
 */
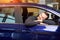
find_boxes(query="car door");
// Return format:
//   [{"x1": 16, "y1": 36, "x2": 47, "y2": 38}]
[{"x1": 0, "y1": 3, "x2": 60, "y2": 40}]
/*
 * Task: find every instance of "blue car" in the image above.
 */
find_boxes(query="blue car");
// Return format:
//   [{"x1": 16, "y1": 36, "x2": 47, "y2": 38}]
[{"x1": 0, "y1": 3, "x2": 60, "y2": 40}]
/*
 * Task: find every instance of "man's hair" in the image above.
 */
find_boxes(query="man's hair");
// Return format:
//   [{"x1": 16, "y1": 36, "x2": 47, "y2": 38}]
[{"x1": 28, "y1": 12, "x2": 33, "y2": 17}]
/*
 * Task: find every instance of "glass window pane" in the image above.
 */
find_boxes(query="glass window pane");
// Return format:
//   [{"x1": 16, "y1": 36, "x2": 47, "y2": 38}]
[
  {"x1": 0, "y1": 7, "x2": 15, "y2": 23},
  {"x1": 6, "y1": 19, "x2": 15, "y2": 23}
]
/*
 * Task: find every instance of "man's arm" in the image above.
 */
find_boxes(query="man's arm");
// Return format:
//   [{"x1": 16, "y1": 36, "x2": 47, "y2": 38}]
[
  {"x1": 25, "y1": 16, "x2": 38, "y2": 27},
  {"x1": 43, "y1": 20, "x2": 56, "y2": 25}
]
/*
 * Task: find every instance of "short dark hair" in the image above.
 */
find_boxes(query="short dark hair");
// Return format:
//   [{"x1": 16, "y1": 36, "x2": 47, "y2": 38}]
[{"x1": 28, "y1": 12, "x2": 33, "y2": 16}]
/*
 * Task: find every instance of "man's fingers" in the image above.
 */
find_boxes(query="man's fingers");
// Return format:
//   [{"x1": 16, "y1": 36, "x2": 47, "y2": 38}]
[{"x1": 34, "y1": 20, "x2": 42, "y2": 22}]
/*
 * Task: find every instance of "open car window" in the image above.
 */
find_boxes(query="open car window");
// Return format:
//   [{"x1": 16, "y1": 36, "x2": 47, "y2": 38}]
[{"x1": 24, "y1": 7, "x2": 60, "y2": 26}]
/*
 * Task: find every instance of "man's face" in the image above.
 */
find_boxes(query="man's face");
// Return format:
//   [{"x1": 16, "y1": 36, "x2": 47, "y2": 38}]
[{"x1": 37, "y1": 13, "x2": 48, "y2": 20}]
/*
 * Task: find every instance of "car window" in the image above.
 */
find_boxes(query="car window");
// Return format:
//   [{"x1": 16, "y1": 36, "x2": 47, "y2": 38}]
[
  {"x1": 0, "y1": 7, "x2": 15, "y2": 23},
  {"x1": 25, "y1": 7, "x2": 60, "y2": 25}
]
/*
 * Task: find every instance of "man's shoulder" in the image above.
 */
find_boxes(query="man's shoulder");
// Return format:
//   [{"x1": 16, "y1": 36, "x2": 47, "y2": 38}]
[{"x1": 28, "y1": 16, "x2": 37, "y2": 20}]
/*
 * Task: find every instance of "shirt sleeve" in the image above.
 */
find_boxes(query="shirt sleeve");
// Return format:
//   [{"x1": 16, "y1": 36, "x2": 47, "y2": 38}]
[
  {"x1": 43, "y1": 20, "x2": 56, "y2": 25},
  {"x1": 25, "y1": 16, "x2": 38, "y2": 27}
]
